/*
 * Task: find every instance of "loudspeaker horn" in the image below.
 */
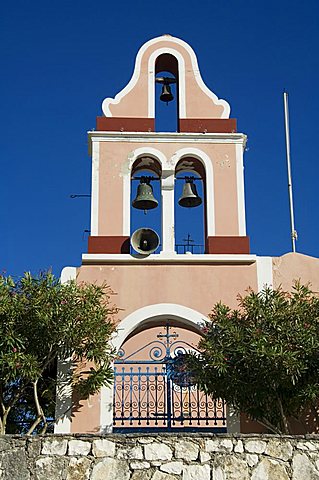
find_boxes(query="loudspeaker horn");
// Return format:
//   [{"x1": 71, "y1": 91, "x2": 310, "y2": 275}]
[{"x1": 131, "y1": 228, "x2": 160, "y2": 255}]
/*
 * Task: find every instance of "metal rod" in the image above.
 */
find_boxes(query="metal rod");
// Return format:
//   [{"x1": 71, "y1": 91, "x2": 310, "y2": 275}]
[
  {"x1": 70, "y1": 194, "x2": 91, "y2": 198},
  {"x1": 283, "y1": 91, "x2": 297, "y2": 252},
  {"x1": 132, "y1": 176, "x2": 202, "y2": 181}
]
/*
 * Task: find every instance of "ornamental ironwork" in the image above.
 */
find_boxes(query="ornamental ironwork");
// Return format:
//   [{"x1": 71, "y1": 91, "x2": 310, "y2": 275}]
[{"x1": 113, "y1": 322, "x2": 226, "y2": 432}]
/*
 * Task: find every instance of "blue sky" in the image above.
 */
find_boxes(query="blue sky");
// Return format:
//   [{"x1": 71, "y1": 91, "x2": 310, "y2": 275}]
[{"x1": 1, "y1": 0, "x2": 319, "y2": 278}]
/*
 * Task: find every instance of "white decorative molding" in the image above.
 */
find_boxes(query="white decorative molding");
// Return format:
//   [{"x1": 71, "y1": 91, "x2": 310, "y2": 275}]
[
  {"x1": 60, "y1": 266, "x2": 77, "y2": 284},
  {"x1": 236, "y1": 143, "x2": 246, "y2": 236},
  {"x1": 90, "y1": 141, "x2": 100, "y2": 236},
  {"x1": 89, "y1": 131, "x2": 247, "y2": 145},
  {"x1": 82, "y1": 253, "x2": 257, "y2": 265},
  {"x1": 113, "y1": 303, "x2": 207, "y2": 350},
  {"x1": 102, "y1": 35, "x2": 230, "y2": 118},
  {"x1": 54, "y1": 266, "x2": 77, "y2": 434},
  {"x1": 171, "y1": 147, "x2": 215, "y2": 236},
  {"x1": 148, "y1": 47, "x2": 186, "y2": 118},
  {"x1": 256, "y1": 256, "x2": 273, "y2": 291},
  {"x1": 161, "y1": 172, "x2": 176, "y2": 254}
]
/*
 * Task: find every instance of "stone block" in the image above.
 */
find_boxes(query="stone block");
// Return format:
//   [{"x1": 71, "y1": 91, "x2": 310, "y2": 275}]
[
  {"x1": 212, "y1": 466, "x2": 225, "y2": 480},
  {"x1": 252, "y1": 458, "x2": 289, "y2": 480},
  {"x1": 246, "y1": 454, "x2": 258, "y2": 467},
  {"x1": 117, "y1": 446, "x2": 143, "y2": 460},
  {"x1": 27, "y1": 438, "x2": 41, "y2": 458},
  {"x1": 138, "y1": 438, "x2": 154, "y2": 444},
  {"x1": 234, "y1": 440, "x2": 244, "y2": 453},
  {"x1": 35, "y1": 457, "x2": 66, "y2": 480},
  {"x1": 265, "y1": 440, "x2": 293, "y2": 461},
  {"x1": 0, "y1": 440, "x2": 11, "y2": 453},
  {"x1": 297, "y1": 441, "x2": 318, "y2": 451},
  {"x1": 205, "y1": 439, "x2": 233, "y2": 452},
  {"x1": 183, "y1": 464, "x2": 210, "y2": 480},
  {"x1": 91, "y1": 458, "x2": 130, "y2": 480},
  {"x1": 292, "y1": 452, "x2": 319, "y2": 479},
  {"x1": 68, "y1": 440, "x2": 91, "y2": 456},
  {"x1": 0, "y1": 448, "x2": 30, "y2": 480},
  {"x1": 199, "y1": 451, "x2": 211, "y2": 463},
  {"x1": 222, "y1": 456, "x2": 249, "y2": 480},
  {"x1": 131, "y1": 470, "x2": 154, "y2": 480},
  {"x1": 92, "y1": 439, "x2": 116, "y2": 457},
  {"x1": 66, "y1": 457, "x2": 91, "y2": 480},
  {"x1": 175, "y1": 440, "x2": 199, "y2": 461},
  {"x1": 160, "y1": 461, "x2": 183, "y2": 474},
  {"x1": 42, "y1": 438, "x2": 68, "y2": 456},
  {"x1": 152, "y1": 471, "x2": 177, "y2": 480},
  {"x1": 244, "y1": 440, "x2": 266, "y2": 454},
  {"x1": 130, "y1": 461, "x2": 151, "y2": 469},
  {"x1": 145, "y1": 443, "x2": 172, "y2": 461}
]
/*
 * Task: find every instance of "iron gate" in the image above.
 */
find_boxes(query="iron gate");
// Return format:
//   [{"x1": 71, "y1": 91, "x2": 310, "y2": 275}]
[{"x1": 113, "y1": 323, "x2": 226, "y2": 432}]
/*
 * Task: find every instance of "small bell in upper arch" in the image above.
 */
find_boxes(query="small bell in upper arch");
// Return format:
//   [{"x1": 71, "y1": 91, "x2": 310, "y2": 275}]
[
  {"x1": 160, "y1": 83, "x2": 173, "y2": 103},
  {"x1": 155, "y1": 76, "x2": 176, "y2": 104},
  {"x1": 178, "y1": 178, "x2": 202, "y2": 208}
]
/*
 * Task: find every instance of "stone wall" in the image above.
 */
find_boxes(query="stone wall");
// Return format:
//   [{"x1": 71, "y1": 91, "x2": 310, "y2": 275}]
[{"x1": 1, "y1": 434, "x2": 319, "y2": 479}]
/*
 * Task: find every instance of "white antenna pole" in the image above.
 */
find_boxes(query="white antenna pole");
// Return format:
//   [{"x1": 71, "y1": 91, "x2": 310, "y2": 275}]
[{"x1": 283, "y1": 91, "x2": 297, "y2": 252}]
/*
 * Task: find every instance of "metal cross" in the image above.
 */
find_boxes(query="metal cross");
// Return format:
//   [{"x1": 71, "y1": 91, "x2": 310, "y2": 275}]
[{"x1": 157, "y1": 322, "x2": 179, "y2": 357}]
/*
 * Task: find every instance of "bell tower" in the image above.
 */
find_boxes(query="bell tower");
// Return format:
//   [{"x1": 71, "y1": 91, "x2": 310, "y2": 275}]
[
  {"x1": 57, "y1": 35, "x2": 260, "y2": 435},
  {"x1": 88, "y1": 34, "x2": 249, "y2": 257}
]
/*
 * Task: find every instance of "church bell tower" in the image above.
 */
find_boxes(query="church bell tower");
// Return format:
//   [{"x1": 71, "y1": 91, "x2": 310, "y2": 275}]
[{"x1": 56, "y1": 35, "x2": 260, "y2": 434}]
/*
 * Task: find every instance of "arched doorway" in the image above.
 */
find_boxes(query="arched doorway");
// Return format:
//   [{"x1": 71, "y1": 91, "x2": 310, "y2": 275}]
[{"x1": 113, "y1": 319, "x2": 226, "y2": 432}]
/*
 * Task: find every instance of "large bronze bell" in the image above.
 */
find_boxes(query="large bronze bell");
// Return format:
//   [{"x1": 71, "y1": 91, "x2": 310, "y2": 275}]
[
  {"x1": 132, "y1": 179, "x2": 158, "y2": 210},
  {"x1": 178, "y1": 179, "x2": 202, "y2": 208},
  {"x1": 160, "y1": 84, "x2": 174, "y2": 103}
]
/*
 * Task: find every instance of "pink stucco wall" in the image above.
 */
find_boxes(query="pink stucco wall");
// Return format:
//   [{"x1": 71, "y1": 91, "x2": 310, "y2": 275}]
[{"x1": 272, "y1": 252, "x2": 319, "y2": 291}]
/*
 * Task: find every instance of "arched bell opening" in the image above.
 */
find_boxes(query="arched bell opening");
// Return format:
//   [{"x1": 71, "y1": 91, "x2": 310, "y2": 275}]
[
  {"x1": 113, "y1": 318, "x2": 226, "y2": 432},
  {"x1": 174, "y1": 157, "x2": 206, "y2": 254},
  {"x1": 130, "y1": 157, "x2": 162, "y2": 254},
  {"x1": 155, "y1": 54, "x2": 179, "y2": 132}
]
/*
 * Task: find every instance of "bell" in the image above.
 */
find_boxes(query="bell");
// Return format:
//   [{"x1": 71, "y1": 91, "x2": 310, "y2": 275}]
[
  {"x1": 132, "y1": 180, "x2": 158, "y2": 210},
  {"x1": 178, "y1": 180, "x2": 202, "y2": 208},
  {"x1": 160, "y1": 84, "x2": 174, "y2": 103}
]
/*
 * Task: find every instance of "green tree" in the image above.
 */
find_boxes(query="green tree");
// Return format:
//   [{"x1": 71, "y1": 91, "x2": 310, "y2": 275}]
[
  {"x1": 0, "y1": 271, "x2": 117, "y2": 434},
  {"x1": 186, "y1": 283, "x2": 319, "y2": 434}
]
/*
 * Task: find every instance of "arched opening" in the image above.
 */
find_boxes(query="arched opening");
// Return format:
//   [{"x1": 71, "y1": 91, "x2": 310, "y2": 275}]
[
  {"x1": 175, "y1": 158, "x2": 206, "y2": 253},
  {"x1": 130, "y1": 157, "x2": 162, "y2": 254},
  {"x1": 155, "y1": 54, "x2": 179, "y2": 132},
  {"x1": 113, "y1": 318, "x2": 226, "y2": 432}
]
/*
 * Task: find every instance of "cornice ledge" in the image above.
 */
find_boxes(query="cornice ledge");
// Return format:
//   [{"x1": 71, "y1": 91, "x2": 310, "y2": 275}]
[
  {"x1": 81, "y1": 253, "x2": 256, "y2": 266},
  {"x1": 88, "y1": 131, "x2": 247, "y2": 143}
]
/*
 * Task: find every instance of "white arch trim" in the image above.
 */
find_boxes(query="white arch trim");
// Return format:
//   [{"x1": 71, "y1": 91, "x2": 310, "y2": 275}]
[
  {"x1": 102, "y1": 35, "x2": 230, "y2": 118},
  {"x1": 171, "y1": 147, "x2": 215, "y2": 236},
  {"x1": 112, "y1": 303, "x2": 209, "y2": 350},
  {"x1": 148, "y1": 47, "x2": 186, "y2": 118},
  {"x1": 123, "y1": 147, "x2": 168, "y2": 235}
]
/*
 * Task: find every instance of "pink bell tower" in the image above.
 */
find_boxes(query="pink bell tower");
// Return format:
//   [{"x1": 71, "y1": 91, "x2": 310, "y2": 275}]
[{"x1": 55, "y1": 35, "x2": 319, "y2": 435}]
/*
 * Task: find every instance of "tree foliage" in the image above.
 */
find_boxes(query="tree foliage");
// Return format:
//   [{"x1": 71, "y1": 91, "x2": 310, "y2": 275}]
[
  {"x1": 186, "y1": 283, "x2": 319, "y2": 434},
  {"x1": 0, "y1": 271, "x2": 117, "y2": 434}
]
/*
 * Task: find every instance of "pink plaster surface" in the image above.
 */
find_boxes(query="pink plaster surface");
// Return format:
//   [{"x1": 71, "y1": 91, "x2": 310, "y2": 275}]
[
  {"x1": 107, "y1": 37, "x2": 228, "y2": 119},
  {"x1": 98, "y1": 141, "x2": 240, "y2": 236},
  {"x1": 272, "y1": 252, "x2": 319, "y2": 291},
  {"x1": 77, "y1": 263, "x2": 258, "y2": 321}
]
